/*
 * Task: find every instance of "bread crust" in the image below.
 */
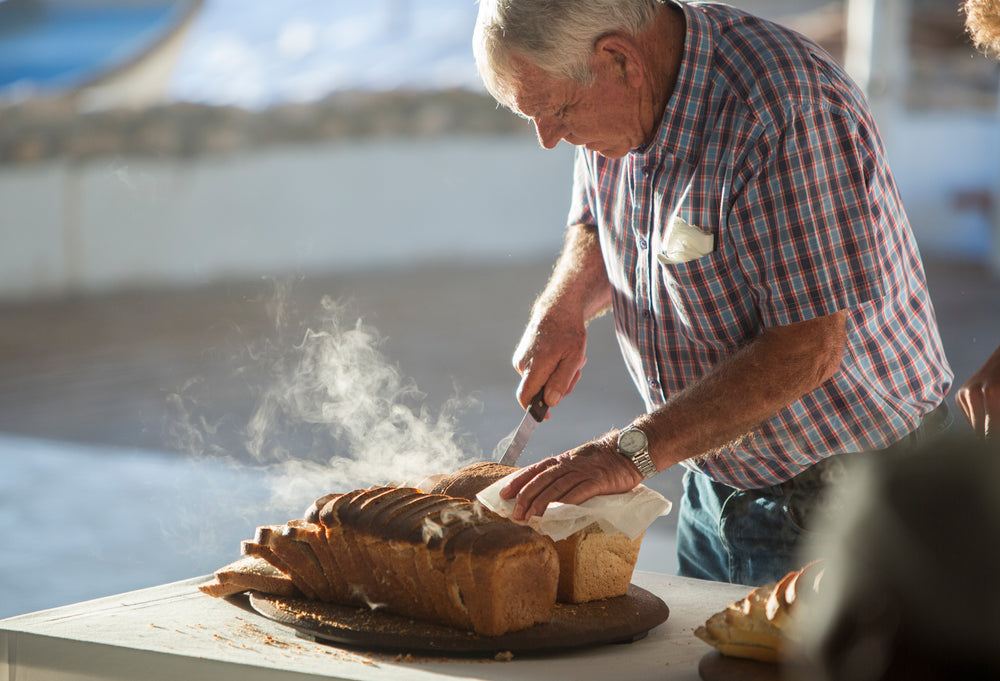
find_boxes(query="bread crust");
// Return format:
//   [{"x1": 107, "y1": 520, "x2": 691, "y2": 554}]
[
  {"x1": 695, "y1": 561, "x2": 825, "y2": 663},
  {"x1": 429, "y1": 462, "x2": 517, "y2": 501}
]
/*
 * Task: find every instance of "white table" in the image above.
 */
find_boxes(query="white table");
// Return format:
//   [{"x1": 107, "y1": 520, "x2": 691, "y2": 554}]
[{"x1": 0, "y1": 571, "x2": 751, "y2": 681}]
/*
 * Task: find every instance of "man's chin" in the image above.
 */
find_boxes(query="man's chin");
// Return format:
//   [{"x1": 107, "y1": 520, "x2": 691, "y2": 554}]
[{"x1": 584, "y1": 142, "x2": 628, "y2": 159}]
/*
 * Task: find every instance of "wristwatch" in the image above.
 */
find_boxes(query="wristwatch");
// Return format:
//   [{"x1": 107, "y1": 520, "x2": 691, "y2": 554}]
[{"x1": 617, "y1": 425, "x2": 658, "y2": 479}]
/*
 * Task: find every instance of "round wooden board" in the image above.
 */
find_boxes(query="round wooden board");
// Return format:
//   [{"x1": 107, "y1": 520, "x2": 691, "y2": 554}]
[
  {"x1": 249, "y1": 584, "x2": 669, "y2": 656},
  {"x1": 698, "y1": 650, "x2": 783, "y2": 681}
]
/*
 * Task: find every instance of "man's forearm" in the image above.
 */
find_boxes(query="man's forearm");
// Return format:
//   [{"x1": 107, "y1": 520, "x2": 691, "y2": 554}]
[
  {"x1": 501, "y1": 304, "x2": 849, "y2": 520},
  {"x1": 636, "y1": 310, "x2": 849, "y2": 471},
  {"x1": 512, "y1": 223, "x2": 613, "y2": 407},
  {"x1": 533, "y1": 223, "x2": 613, "y2": 325}
]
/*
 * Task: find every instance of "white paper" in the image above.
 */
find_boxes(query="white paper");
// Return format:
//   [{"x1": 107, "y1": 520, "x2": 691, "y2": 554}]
[
  {"x1": 476, "y1": 473, "x2": 672, "y2": 542},
  {"x1": 657, "y1": 216, "x2": 714, "y2": 265}
]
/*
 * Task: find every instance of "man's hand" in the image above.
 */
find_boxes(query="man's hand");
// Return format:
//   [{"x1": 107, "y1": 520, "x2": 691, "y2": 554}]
[
  {"x1": 499, "y1": 434, "x2": 643, "y2": 520},
  {"x1": 956, "y1": 344, "x2": 1000, "y2": 438},
  {"x1": 512, "y1": 309, "x2": 587, "y2": 411}
]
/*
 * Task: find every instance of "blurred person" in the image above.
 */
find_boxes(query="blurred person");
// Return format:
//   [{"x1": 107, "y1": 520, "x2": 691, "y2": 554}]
[
  {"x1": 795, "y1": 434, "x2": 1000, "y2": 681},
  {"x1": 955, "y1": 0, "x2": 1000, "y2": 439},
  {"x1": 473, "y1": 0, "x2": 952, "y2": 587}
]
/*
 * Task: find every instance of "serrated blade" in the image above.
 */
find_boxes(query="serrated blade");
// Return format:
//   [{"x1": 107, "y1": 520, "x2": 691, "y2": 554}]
[{"x1": 497, "y1": 389, "x2": 548, "y2": 467}]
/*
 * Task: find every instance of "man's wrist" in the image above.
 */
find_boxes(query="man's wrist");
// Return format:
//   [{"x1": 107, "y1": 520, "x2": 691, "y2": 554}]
[{"x1": 616, "y1": 424, "x2": 659, "y2": 480}]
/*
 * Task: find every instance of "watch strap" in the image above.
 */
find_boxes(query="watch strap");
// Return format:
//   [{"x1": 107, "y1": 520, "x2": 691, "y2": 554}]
[{"x1": 629, "y1": 450, "x2": 659, "y2": 479}]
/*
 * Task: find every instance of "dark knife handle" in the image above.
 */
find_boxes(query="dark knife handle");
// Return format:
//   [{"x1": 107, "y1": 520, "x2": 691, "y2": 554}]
[{"x1": 528, "y1": 389, "x2": 548, "y2": 423}]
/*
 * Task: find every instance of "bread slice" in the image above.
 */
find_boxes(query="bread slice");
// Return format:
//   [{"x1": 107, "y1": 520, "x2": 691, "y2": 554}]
[
  {"x1": 350, "y1": 488, "x2": 430, "y2": 611},
  {"x1": 251, "y1": 525, "x2": 324, "y2": 601},
  {"x1": 387, "y1": 495, "x2": 472, "y2": 626},
  {"x1": 335, "y1": 487, "x2": 415, "y2": 607},
  {"x1": 304, "y1": 493, "x2": 340, "y2": 525},
  {"x1": 282, "y1": 520, "x2": 348, "y2": 602},
  {"x1": 318, "y1": 490, "x2": 371, "y2": 602},
  {"x1": 554, "y1": 522, "x2": 644, "y2": 603},
  {"x1": 198, "y1": 556, "x2": 301, "y2": 598}
]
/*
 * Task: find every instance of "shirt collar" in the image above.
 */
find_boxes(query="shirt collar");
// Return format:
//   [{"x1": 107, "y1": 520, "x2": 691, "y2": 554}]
[{"x1": 632, "y1": 1, "x2": 715, "y2": 169}]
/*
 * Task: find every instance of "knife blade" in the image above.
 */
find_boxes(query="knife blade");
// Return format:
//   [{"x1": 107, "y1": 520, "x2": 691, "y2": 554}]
[{"x1": 497, "y1": 389, "x2": 549, "y2": 467}]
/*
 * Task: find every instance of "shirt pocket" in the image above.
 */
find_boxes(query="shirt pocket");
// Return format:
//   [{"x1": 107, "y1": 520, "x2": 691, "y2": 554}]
[{"x1": 657, "y1": 247, "x2": 758, "y2": 349}]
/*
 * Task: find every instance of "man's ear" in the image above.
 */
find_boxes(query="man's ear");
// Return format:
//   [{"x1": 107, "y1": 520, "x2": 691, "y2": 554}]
[{"x1": 593, "y1": 33, "x2": 645, "y2": 87}]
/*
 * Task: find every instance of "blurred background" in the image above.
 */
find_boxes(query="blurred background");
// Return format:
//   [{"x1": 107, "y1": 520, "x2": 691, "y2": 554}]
[{"x1": 1, "y1": 0, "x2": 998, "y2": 619}]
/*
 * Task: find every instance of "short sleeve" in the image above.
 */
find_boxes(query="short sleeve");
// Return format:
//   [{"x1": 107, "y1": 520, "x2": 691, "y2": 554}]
[
  {"x1": 567, "y1": 148, "x2": 597, "y2": 227},
  {"x1": 730, "y1": 104, "x2": 886, "y2": 327}
]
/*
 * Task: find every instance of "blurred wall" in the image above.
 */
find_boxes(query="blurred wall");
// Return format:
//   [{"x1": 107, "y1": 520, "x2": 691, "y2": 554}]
[
  {"x1": 0, "y1": 91, "x2": 997, "y2": 301},
  {"x1": 0, "y1": 92, "x2": 577, "y2": 300},
  {"x1": 0, "y1": 136, "x2": 573, "y2": 299}
]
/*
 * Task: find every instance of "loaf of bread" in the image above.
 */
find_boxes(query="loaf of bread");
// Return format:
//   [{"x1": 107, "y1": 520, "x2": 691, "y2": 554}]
[
  {"x1": 430, "y1": 462, "x2": 644, "y2": 603},
  {"x1": 694, "y1": 561, "x2": 825, "y2": 663},
  {"x1": 202, "y1": 486, "x2": 559, "y2": 637},
  {"x1": 198, "y1": 556, "x2": 301, "y2": 598}
]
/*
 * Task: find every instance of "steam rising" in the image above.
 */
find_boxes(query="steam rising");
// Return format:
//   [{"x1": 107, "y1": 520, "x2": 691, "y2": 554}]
[{"x1": 168, "y1": 282, "x2": 481, "y2": 515}]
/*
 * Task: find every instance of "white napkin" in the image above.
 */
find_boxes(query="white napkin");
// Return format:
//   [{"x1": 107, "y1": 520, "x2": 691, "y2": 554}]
[
  {"x1": 657, "y1": 216, "x2": 714, "y2": 265},
  {"x1": 476, "y1": 473, "x2": 672, "y2": 542}
]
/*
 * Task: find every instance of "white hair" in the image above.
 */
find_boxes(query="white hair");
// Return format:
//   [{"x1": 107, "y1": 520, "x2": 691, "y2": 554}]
[
  {"x1": 963, "y1": 0, "x2": 1000, "y2": 58},
  {"x1": 473, "y1": 0, "x2": 662, "y2": 109}
]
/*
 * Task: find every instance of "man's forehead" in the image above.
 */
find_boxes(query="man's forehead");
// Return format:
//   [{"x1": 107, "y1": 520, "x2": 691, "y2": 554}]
[
  {"x1": 507, "y1": 59, "x2": 568, "y2": 118},
  {"x1": 510, "y1": 87, "x2": 554, "y2": 119}
]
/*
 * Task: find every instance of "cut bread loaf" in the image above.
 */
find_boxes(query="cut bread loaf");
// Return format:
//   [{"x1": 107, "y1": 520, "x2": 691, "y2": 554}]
[
  {"x1": 315, "y1": 486, "x2": 559, "y2": 636},
  {"x1": 430, "y1": 462, "x2": 644, "y2": 603},
  {"x1": 202, "y1": 486, "x2": 559, "y2": 637},
  {"x1": 694, "y1": 561, "x2": 825, "y2": 663}
]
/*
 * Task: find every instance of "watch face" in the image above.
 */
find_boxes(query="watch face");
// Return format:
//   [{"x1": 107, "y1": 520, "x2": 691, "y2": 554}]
[{"x1": 619, "y1": 428, "x2": 647, "y2": 455}]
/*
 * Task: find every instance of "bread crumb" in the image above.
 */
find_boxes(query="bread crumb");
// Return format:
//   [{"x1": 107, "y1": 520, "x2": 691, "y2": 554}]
[{"x1": 493, "y1": 651, "x2": 514, "y2": 662}]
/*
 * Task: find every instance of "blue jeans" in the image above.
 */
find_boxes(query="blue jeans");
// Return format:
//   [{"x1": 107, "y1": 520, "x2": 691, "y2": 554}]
[{"x1": 676, "y1": 403, "x2": 952, "y2": 586}]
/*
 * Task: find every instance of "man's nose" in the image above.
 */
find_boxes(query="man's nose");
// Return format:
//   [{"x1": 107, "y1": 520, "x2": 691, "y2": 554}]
[{"x1": 533, "y1": 117, "x2": 564, "y2": 149}]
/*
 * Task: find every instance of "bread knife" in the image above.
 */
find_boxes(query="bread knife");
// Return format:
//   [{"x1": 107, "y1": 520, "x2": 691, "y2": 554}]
[{"x1": 497, "y1": 389, "x2": 548, "y2": 467}]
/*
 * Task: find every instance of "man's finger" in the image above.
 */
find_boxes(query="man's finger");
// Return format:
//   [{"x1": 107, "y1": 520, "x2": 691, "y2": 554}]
[
  {"x1": 499, "y1": 459, "x2": 556, "y2": 500},
  {"x1": 956, "y1": 387, "x2": 984, "y2": 436},
  {"x1": 544, "y1": 354, "x2": 586, "y2": 408},
  {"x1": 512, "y1": 468, "x2": 590, "y2": 520}
]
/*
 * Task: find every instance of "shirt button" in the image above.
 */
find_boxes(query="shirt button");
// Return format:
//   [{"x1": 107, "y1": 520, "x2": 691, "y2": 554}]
[
  {"x1": 648, "y1": 377, "x2": 660, "y2": 390},
  {"x1": 642, "y1": 309, "x2": 652, "y2": 319},
  {"x1": 639, "y1": 238, "x2": 648, "y2": 249}
]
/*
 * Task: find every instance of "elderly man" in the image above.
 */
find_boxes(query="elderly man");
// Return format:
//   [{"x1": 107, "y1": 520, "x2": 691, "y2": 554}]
[{"x1": 474, "y1": 0, "x2": 953, "y2": 586}]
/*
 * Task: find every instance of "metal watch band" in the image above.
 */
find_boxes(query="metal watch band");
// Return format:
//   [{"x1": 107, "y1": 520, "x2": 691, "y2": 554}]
[{"x1": 630, "y1": 450, "x2": 659, "y2": 479}]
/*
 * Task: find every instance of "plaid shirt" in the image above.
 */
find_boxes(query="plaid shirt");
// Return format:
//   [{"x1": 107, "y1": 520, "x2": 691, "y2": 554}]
[{"x1": 567, "y1": 1, "x2": 952, "y2": 488}]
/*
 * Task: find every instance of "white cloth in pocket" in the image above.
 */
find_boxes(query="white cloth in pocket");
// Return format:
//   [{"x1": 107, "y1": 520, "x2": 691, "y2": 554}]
[{"x1": 657, "y1": 216, "x2": 714, "y2": 265}]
